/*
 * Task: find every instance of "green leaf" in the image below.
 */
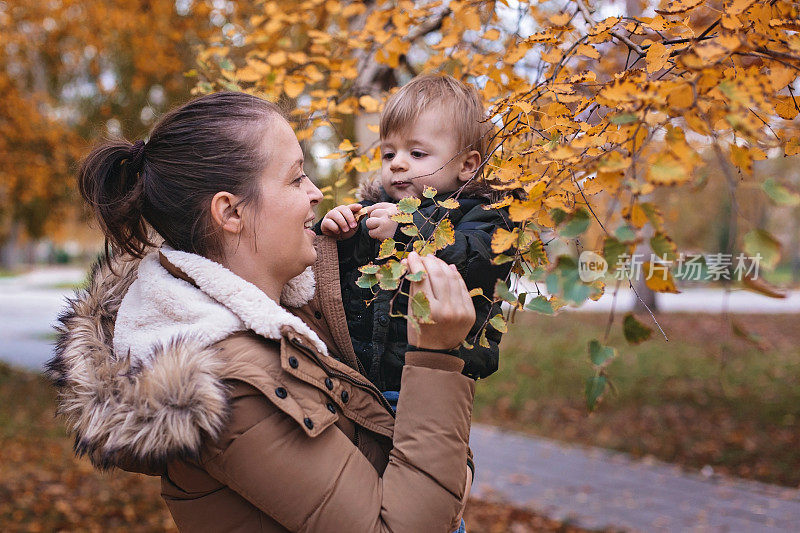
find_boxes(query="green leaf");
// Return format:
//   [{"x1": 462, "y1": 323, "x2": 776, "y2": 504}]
[
  {"x1": 614, "y1": 225, "x2": 637, "y2": 243},
  {"x1": 743, "y1": 229, "x2": 781, "y2": 270},
  {"x1": 588, "y1": 339, "x2": 617, "y2": 366},
  {"x1": 461, "y1": 339, "x2": 474, "y2": 350},
  {"x1": 494, "y1": 279, "x2": 517, "y2": 305},
  {"x1": 762, "y1": 178, "x2": 800, "y2": 207},
  {"x1": 493, "y1": 253, "x2": 515, "y2": 265},
  {"x1": 650, "y1": 232, "x2": 677, "y2": 261},
  {"x1": 585, "y1": 375, "x2": 607, "y2": 411},
  {"x1": 218, "y1": 57, "x2": 234, "y2": 71},
  {"x1": 377, "y1": 238, "x2": 398, "y2": 260},
  {"x1": 610, "y1": 112, "x2": 637, "y2": 124},
  {"x1": 356, "y1": 273, "x2": 378, "y2": 289},
  {"x1": 438, "y1": 198, "x2": 460, "y2": 209},
  {"x1": 623, "y1": 313, "x2": 652, "y2": 344},
  {"x1": 489, "y1": 314, "x2": 508, "y2": 333},
  {"x1": 639, "y1": 202, "x2": 663, "y2": 230},
  {"x1": 377, "y1": 259, "x2": 406, "y2": 290},
  {"x1": 422, "y1": 186, "x2": 437, "y2": 199},
  {"x1": 525, "y1": 295, "x2": 555, "y2": 315},
  {"x1": 560, "y1": 208, "x2": 591, "y2": 238},
  {"x1": 398, "y1": 197, "x2": 422, "y2": 213},
  {"x1": 603, "y1": 236, "x2": 627, "y2": 270},
  {"x1": 358, "y1": 264, "x2": 380, "y2": 275},
  {"x1": 400, "y1": 225, "x2": 419, "y2": 237},
  {"x1": 410, "y1": 292, "x2": 434, "y2": 323},
  {"x1": 405, "y1": 270, "x2": 425, "y2": 282}
]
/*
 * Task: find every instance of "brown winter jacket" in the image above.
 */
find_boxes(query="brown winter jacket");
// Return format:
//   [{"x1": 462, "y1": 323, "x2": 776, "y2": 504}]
[{"x1": 47, "y1": 236, "x2": 475, "y2": 532}]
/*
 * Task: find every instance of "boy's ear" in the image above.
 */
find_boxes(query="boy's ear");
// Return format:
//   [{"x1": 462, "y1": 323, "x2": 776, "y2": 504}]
[
  {"x1": 458, "y1": 150, "x2": 482, "y2": 182},
  {"x1": 210, "y1": 191, "x2": 244, "y2": 234}
]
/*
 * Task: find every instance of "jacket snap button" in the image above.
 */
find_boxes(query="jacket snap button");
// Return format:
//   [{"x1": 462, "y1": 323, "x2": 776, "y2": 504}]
[
  {"x1": 324, "y1": 377, "x2": 333, "y2": 390},
  {"x1": 327, "y1": 402, "x2": 336, "y2": 414},
  {"x1": 314, "y1": 310, "x2": 322, "y2": 319},
  {"x1": 378, "y1": 315, "x2": 389, "y2": 326},
  {"x1": 304, "y1": 417, "x2": 314, "y2": 429},
  {"x1": 275, "y1": 387, "x2": 287, "y2": 399},
  {"x1": 288, "y1": 356, "x2": 299, "y2": 369},
  {"x1": 341, "y1": 390, "x2": 349, "y2": 403}
]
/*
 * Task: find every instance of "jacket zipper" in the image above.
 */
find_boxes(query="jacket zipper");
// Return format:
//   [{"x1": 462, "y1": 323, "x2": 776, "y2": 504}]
[{"x1": 289, "y1": 338, "x2": 396, "y2": 417}]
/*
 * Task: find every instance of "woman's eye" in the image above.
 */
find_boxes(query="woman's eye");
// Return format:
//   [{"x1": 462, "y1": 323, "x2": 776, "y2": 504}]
[{"x1": 293, "y1": 175, "x2": 306, "y2": 185}]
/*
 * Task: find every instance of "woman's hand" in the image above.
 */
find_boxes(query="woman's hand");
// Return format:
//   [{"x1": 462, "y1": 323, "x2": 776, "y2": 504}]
[{"x1": 404, "y1": 251, "x2": 475, "y2": 351}]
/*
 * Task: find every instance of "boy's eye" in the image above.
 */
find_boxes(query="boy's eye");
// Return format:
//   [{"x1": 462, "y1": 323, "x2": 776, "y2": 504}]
[
  {"x1": 411, "y1": 150, "x2": 426, "y2": 158},
  {"x1": 382, "y1": 152, "x2": 395, "y2": 161}
]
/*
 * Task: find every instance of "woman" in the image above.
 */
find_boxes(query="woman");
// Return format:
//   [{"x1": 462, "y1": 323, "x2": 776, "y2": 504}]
[{"x1": 47, "y1": 92, "x2": 476, "y2": 531}]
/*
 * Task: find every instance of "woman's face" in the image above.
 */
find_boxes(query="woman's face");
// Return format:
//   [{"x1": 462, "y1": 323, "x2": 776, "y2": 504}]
[{"x1": 244, "y1": 117, "x2": 323, "y2": 282}]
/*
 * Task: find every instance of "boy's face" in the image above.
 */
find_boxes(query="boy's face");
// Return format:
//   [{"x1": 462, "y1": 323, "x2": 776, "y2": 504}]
[{"x1": 380, "y1": 107, "x2": 474, "y2": 201}]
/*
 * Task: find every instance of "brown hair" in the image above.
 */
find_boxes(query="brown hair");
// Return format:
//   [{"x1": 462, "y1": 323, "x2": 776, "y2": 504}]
[
  {"x1": 79, "y1": 92, "x2": 281, "y2": 260},
  {"x1": 379, "y1": 74, "x2": 491, "y2": 159}
]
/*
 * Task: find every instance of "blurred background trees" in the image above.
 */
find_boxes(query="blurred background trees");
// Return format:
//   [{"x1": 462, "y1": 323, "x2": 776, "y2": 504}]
[{"x1": 0, "y1": 0, "x2": 254, "y2": 266}]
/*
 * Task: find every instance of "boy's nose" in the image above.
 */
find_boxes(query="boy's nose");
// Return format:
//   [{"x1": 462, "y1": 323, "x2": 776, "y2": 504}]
[{"x1": 390, "y1": 154, "x2": 408, "y2": 172}]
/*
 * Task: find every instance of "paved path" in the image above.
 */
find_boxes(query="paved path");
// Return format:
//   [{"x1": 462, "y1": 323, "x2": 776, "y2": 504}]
[{"x1": 470, "y1": 424, "x2": 800, "y2": 532}]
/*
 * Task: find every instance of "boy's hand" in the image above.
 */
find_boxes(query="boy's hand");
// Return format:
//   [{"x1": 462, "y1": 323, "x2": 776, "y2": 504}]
[
  {"x1": 320, "y1": 203, "x2": 363, "y2": 240},
  {"x1": 364, "y1": 202, "x2": 400, "y2": 241}
]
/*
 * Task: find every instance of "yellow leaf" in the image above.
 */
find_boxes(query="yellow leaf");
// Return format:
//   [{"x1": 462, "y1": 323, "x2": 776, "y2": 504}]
[
  {"x1": 623, "y1": 203, "x2": 648, "y2": 229},
  {"x1": 284, "y1": 79, "x2": 305, "y2": 98},
  {"x1": 338, "y1": 139, "x2": 357, "y2": 151},
  {"x1": 549, "y1": 12, "x2": 572, "y2": 27},
  {"x1": 655, "y1": 0, "x2": 703, "y2": 15},
  {"x1": 491, "y1": 228, "x2": 519, "y2": 254},
  {"x1": 588, "y1": 17, "x2": 620, "y2": 36},
  {"x1": 646, "y1": 153, "x2": 689, "y2": 185},
  {"x1": 646, "y1": 42, "x2": 669, "y2": 73},
  {"x1": 358, "y1": 95, "x2": 380, "y2": 113},
  {"x1": 729, "y1": 144, "x2": 753, "y2": 174},
  {"x1": 774, "y1": 97, "x2": 799, "y2": 120},
  {"x1": 666, "y1": 82, "x2": 694, "y2": 108},
  {"x1": 786, "y1": 137, "x2": 800, "y2": 157},
  {"x1": 576, "y1": 44, "x2": 600, "y2": 59},
  {"x1": 267, "y1": 51, "x2": 287, "y2": 66},
  {"x1": 643, "y1": 262, "x2": 680, "y2": 293}
]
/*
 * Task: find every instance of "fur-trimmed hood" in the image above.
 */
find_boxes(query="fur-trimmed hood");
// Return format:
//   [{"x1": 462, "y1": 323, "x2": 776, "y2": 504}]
[{"x1": 46, "y1": 248, "x2": 321, "y2": 472}]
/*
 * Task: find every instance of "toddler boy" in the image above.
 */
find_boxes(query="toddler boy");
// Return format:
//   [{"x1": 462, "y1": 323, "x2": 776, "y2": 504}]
[{"x1": 319, "y1": 74, "x2": 512, "y2": 395}]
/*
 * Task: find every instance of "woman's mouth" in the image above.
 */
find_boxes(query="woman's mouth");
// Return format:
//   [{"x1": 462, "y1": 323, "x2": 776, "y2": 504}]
[{"x1": 303, "y1": 218, "x2": 315, "y2": 236}]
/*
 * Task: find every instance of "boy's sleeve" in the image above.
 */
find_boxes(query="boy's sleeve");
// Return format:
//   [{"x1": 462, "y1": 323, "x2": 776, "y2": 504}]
[{"x1": 394, "y1": 201, "x2": 514, "y2": 380}]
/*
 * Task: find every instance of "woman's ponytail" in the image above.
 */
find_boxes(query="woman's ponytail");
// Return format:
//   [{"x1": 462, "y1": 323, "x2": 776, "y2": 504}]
[{"x1": 78, "y1": 139, "x2": 152, "y2": 259}]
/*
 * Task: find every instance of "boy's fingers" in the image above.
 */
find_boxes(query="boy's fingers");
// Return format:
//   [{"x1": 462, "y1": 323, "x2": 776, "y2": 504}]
[
  {"x1": 365, "y1": 217, "x2": 379, "y2": 230},
  {"x1": 320, "y1": 218, "x2": 340, "y2": 235},
  {"x1": 339, "y1": 206, "x2": 357, "y2": 228}
]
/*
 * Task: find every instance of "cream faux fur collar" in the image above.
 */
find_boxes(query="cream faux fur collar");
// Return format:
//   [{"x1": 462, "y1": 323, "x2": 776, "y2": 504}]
[
  {"x1": 114, "y1": 247, "x2": 326, "y2": 366},
  {"x1": 46, "y1": 248, "x2": 322, "y2": 471}
]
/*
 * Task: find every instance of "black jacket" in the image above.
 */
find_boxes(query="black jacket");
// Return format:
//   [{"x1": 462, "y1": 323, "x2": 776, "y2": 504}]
[{"x1": 319, "y1": 187, "x2": 513, "y2": 391}]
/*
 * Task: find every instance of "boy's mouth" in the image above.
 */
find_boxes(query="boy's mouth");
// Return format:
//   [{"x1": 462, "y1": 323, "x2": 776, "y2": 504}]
[{"x1": 391, "y1": 180, "x2": 411, "y2": 189}]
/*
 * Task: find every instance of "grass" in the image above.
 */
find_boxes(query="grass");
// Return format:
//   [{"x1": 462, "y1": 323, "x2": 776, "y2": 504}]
[
  {"x1": 474, "y1": 312, "x2": 800, "y2": 487},
  {"x1": 0, "y1": 363, "x2": 591, "y2": 532}
]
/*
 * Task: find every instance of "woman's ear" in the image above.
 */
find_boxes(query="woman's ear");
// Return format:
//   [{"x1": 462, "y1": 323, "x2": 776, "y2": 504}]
[
  {"x1": 458, "y1": 150, "x2": 482, "y2": 182},
  {"x1": 210, "y1": 191, "x2": 244, "y2": 234}
]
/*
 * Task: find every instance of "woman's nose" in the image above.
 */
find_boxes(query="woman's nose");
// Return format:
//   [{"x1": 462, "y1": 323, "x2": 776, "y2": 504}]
[{"x1": 306, "y1": 179, "x2": 324, "y2": 205}]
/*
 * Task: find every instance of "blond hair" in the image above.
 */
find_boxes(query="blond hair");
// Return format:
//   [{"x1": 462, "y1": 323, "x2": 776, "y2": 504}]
[{"x1": 380, "y1": 74, "x2": 491, "y2": 159}]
